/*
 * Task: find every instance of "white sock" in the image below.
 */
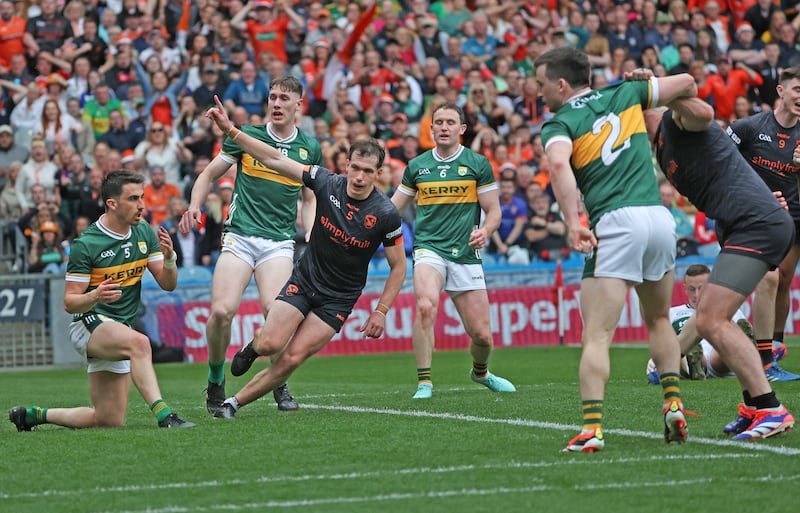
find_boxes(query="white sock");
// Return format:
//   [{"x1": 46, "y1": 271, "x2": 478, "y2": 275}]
[{"x1": 223, "y1": 396, "x2": 240, "y2": 411}]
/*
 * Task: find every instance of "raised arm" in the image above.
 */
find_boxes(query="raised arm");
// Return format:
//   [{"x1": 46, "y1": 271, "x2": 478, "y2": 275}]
[{"x1": 206, "y1": 95, "x2": 305, "y2": 181}]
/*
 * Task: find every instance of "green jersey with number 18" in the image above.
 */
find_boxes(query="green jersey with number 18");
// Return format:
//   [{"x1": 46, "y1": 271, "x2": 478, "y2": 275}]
[
  {"x1": 65, "y1": 219, "x2": 161, "y2": 328},
  {"x1": 219, "y1": 123, "x2": 322, "y2": 240},
  {"x1": 397, "y1": 145, "x2": 497, "y2": 264},
  {"x1": 540, "y1": 80, "x2": 661, "y2": 228}
]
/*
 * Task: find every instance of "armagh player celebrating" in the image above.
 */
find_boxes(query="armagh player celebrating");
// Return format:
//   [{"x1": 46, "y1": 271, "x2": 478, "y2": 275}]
[
  {"x1": 180, "y1": 76, "x2": 322, "y2": 417},
  {"x1": 204, "y1": 97, "x2": 406, "y2": 418},
  {"x1": 726, "y1": 67, "x2": 800, "y2": 382},
  {"x1": 391, "y1": 103, "x2": 517, "y2": 400}
]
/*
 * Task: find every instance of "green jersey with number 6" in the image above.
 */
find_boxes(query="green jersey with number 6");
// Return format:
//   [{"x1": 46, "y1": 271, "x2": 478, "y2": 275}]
[
  {"x1": 397, "y1": 145, "x2": 497, "y2": 264},
  {"x1": 219, "y1": 124, "x2": 322, "y2": 240},
  {"x1": 65, "y1": 219, "x2": 161, "y2": 328},
  {"x1": 541, "y1": 80, "x2": 661, "y2": 228}
]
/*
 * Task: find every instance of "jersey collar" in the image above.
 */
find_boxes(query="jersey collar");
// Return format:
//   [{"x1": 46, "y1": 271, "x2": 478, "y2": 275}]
[
  {"x1": 96, "y1": 215, "x2": 132, "y2": 240},
  {"x1": 432, "y1": 145, "x2": 464, "y2": 162},
  {"x1": 266, "y1": 122, "x2": 298, "y2": 143}
]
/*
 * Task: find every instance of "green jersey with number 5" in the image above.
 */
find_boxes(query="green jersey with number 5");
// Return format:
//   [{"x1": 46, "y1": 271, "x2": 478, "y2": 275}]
[
  {"x1": 219, "y1": 124, "x2": 322, "y2": 240},
  {"x1": 540, "y1": 80, "x2": 660, "y2": 228}
]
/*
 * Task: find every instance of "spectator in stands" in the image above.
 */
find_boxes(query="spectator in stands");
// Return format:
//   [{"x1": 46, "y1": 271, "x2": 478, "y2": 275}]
[
  {"x1": 10, "y1": 82, "x2": 44, "y2": 144},
  {"x1": 96, "y1": 109, "x2": 133, "y2": 152},
  {"x1": 0, "y1": 0, "x2": 26, "y2": 70},
  {"x1": 489, "y1": 175, "x2": 527, "y2": 259},
  {"x1": 133, "y1": 122, "x2": 192, "y2": 187},
  {"x1": 231, "y1": 0, "x2": 303, "y2": 66},
  {"x1": 27, "y1": 219, "x2": 66, "y2": 274},
  {"x1": 160, "y1": 195, "x2": 197, "y2": 268},
  {"x1": 192, "y1": 63, "x2": 226, "y2": 111},
  {"x1": 17, "y1": 138, "x2": 58, "y2": 210},
  {"x1": 198, "y1": 190, "x2": 224, "y2": 267},
  {"x1": 23, "y1": 0, "x2": 73, "y2": 55},
  {"x1": 660, "y1": 180, "x2": 697, "y2": 257},
  {"x1": 144, "y1": 165, "x2": 181, "y2": 228},
  {"x1": 743, "y1": 0, "x2": 778, "y2": 39},
  {"x1": 64, "y1": 98, "x2": 95, "y2": 164},
  {"x1": 754, "y1": 42, "x2": 782, "y2": 109},
  {"x1": 728, "y1": 22, "x2": 766, "y2": 66},
  {"x1": 61, "y1": 166, "x2": 104, "y2": 223},
  {"x1": 138, "y1": 29, "x2": 181, "y2": 73},
  {"x1": 0, "y1": 160, "x2": 22, "y2": 221},
  {"x1": 0, "y1": 125, "x2": 29, "y2": 181},
  {"x1": 33, "y1": 99, "x2": 80, "y2": 155},
  {"x1": 699, "y1": 56, "x2": 762, "y2": 121},
  {"x1": 63, "y1": 17, "x2": 108, "y2": 70},
  {"x1": 523, "y1": 192, "x2": 568, "y2": 263},
  {"x1": 82, "y1": 82, "x2": 124, "y2": 138},
  {"x1": 223, "y1": 61, "x2": 269, "y2": 116},
  {"x1": 694, "y1": 210, "x2": 720, "y2": 258}
]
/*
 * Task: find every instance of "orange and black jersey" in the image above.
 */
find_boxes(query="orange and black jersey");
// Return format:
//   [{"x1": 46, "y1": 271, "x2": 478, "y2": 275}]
[
  {"x1": 656, "y1": 111, "x2": 792, "y2": 266},
  {"x1": 298, "y1": 165, "x2": 403, "y2": 299},
  {"x1": 727, "y1": 111, "x2": 800, "y2": 221}
]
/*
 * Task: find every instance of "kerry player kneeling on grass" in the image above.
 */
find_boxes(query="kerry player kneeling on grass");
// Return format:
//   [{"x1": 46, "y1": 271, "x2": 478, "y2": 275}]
[
  {"x1": 9, "y1": 170, "x2": 195, "y2": 431},
  {"x1": 205, "y1": 96, "x2": 407, "y2": 418}
]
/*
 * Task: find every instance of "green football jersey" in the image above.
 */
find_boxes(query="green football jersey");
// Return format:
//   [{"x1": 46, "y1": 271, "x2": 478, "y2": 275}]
[
  {"x1": 398, "y1": 146, "x2": 497, "y2": 264},
  {"x1": 220, "y1": 124, "x2": 322, "y2": 240},
  {"x1": 65, "y1": 219, "x2": 161, "y2": 328},
  {"x1": 540, "y1": 80, "x2": 661, "y2": 228}
]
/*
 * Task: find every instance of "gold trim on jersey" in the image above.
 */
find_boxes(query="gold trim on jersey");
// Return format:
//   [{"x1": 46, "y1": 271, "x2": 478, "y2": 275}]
[
  {"x1": 571, "y1": 105, "x2": 646, "y2": 170},
  {"x1": 90, "y1": 257, "x2": 149, "y2": 287},
  {"x1": 417, "y1": 180, "x2": 478, "y2": 205},
  {"x1": 241, "y1": 154, "x2": 302, "y2": 187}
]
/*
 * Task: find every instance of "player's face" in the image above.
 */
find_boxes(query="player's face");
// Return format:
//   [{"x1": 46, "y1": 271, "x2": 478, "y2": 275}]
[
  {"x1": 110, "y1": 183, "x2": 146, "y2": 226},
  {"x1": 431, "y1": 108, "x2": 465, "y2": 149},
  {"x1": 778, "y1": 78, "x2": 800, "y2": 117},
  {"x1": 345, "y1": 153, "x2": 381, "y2": 200},
  {"x1": 535, "y1": 65, "x2": 564, "y2": 113},
  {"x1": 684, "y1": 273, "x2": 709, "y2": 308},
  {"x1": 268, "y1": 87, "x2": 301, "y2": 128}
]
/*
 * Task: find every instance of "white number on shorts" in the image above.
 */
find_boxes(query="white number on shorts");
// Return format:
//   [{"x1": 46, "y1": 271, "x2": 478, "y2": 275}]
[{"x1": 592, "y1": 112, "x2": 631, "y2": 166}]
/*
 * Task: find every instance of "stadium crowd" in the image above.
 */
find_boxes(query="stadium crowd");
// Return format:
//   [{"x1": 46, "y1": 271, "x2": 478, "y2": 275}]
[{"x1": 0, "y1": 0, "x2": 796, "y2": 274}]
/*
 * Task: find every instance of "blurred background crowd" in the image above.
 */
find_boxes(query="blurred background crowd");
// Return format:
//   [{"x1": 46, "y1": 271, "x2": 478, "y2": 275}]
[{"x1": 1, "y1": 0, "x2": 794, "y2": 274}]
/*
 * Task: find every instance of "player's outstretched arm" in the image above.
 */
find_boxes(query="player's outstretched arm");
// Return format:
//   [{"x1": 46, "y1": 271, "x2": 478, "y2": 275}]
[
  {"x1": 667, "y1": 97, "x2": 714, "y2": 132},
  {"x1": 206, "y1": 95, "x2": 305, "y2": 182}
]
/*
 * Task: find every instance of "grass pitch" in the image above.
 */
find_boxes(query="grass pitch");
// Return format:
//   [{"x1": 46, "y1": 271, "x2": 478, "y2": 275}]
[{"x1": 2, "y1": 344, "x2": 800, "y2": 513}]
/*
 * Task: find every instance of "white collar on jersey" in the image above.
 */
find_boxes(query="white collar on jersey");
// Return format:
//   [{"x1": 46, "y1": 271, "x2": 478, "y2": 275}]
[
  {"x1": 96, "y1": 214, "x2": 132, "y2": 240},
  {"x1": 432, "y1": 145, "x2": 465, "y2": 162},
  {"x1": 266, "y1": 122, "x2": 298, "y2": 143}
]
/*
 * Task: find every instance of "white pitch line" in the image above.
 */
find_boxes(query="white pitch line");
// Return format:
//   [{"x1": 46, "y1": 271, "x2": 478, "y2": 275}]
[
  {"x1": 100, "y1": 474, "x2": 800, "y2": 513},
  {"x1": 0, "y1": 454, "x2": 753, "y2": 501},
  {"x1": 302, "y1": 403, "x2": 800, "y2": 456}
]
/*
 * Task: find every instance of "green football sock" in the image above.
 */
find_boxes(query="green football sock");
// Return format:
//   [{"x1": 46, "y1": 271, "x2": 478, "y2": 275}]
[
  {"x1": 26, "y1": 406, "x2": 47, "y2": 426},
  {"x1": 150, "y1": 400, "x2": 173, "y2": 422},
  {"x1": 208, "y1": 361, "x2": 225, "y2": 385}
]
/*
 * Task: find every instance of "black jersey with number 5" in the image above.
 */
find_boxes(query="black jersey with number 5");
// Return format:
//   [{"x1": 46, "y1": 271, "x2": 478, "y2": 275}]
[{"x1": 298, "y1": 165, "x2": 403, "y2": 300}]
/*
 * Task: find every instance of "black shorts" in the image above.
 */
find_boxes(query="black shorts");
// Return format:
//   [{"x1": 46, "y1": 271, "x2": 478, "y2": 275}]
[
  {"x1": 719, "y1": 208, "x2": 794, "y2": 268},
  {"x1": 276, "y1": 273, "x2": 357, "y2": 333}
]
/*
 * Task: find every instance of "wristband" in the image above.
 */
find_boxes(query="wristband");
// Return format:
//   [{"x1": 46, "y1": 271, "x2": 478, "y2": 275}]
[
  {"x1": 375, "y1": 303, "x2": 390, "y2": 315},
  {"x1": 228, "y1": 127, "x2": 241, "y2": 141},
  {"x1": 164, "y1": 252, "x2": 177, "y2": 269}
]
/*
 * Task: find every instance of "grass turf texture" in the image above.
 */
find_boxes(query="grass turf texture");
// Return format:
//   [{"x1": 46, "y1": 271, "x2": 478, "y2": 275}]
[{"x1": 2, "y1": 343, "x2": 800, "y2": 513}]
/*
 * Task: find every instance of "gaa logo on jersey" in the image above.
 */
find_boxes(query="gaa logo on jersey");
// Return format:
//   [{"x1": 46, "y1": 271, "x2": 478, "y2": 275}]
[
  {"x1": 299, "y1": 148, "x2": 308, "y2": 160},
  {"x1": 364, "y1": 215, "x2": 376, "y2": 229},
  {"x1": 138, "y1": 242, "x2": 147, "y2": 254},
  {"x1": 458, "y1": 166, "x2": 468, "y2": 176}
]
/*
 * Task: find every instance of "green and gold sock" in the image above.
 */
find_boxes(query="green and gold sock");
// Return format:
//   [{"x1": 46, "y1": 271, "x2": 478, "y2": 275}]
[
  {"x1": 660, "y1": 372, "x2": 681, "y2": 406},
  {"x1": 208, "y1": 361, "x2": 225, "y2": 385},
  {"x1": 582, "y1": 400, "x2": 603, "y2": 432},
  {"x1": 150, "y1": 400, "x2": 173, "y2": 423},
  {"x1": 26, "y1": 406, "x2": 47, "y2": 426},
  {"x1": 417, "y1": 368, "x2": 432, "y2": 386},
  {"x1": 472, "y1": 361, "x2": 488, "y2": 379}
]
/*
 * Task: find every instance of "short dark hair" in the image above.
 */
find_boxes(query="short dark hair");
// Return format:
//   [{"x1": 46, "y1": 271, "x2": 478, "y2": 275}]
[
  {"x1": 684, "y1": 264, "x2": 711, "y2": 277},
  {"x1": 348, "y1": 139, "x2": 385, "y2": 169},
  {"x1": 534, "y1": 47, "x2": 591, "y2": 90},
  {"x1": 432, "y1": 102, "x2": 466, "y2": 124},
  {"x1": 780, "y1": 66, "x2": 800, "y2": 84},
  {"x1": 269, "y1": 75, "x2": 304, "y2": 97},
  {"x1": 102, "y1": 170, "x2": 145, "y2": 203}
]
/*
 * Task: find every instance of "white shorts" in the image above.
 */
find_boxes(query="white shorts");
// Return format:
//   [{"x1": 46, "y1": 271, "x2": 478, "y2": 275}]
[
  {"x1": 585, "y1": 206, "x2": 676, "y2": 283},
  {"x1": 70, "y1": 317, "x2": 131, "y2": 374},
  {"x1": 413, "y1": 248, "x2": 486, "y2": 293},
  {"x1": 221, "y1": 232, "x2": 294, "y2": 269},
  {"x1": 702, "y1": 340, "x2": 736, "y2": 378}
]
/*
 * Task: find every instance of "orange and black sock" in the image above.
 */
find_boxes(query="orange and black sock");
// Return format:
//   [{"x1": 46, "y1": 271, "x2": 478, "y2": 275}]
[{"x1": 756, "y1": 338, "x2": 773, "y2": 367}]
